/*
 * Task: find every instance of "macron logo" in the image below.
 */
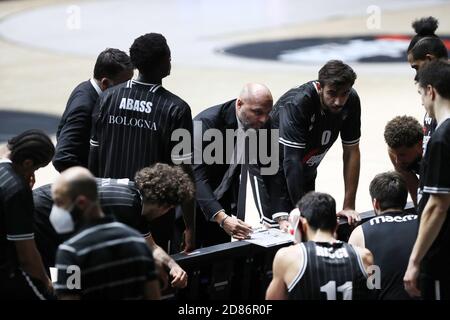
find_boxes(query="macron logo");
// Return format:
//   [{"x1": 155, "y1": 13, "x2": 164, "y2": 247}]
[{"x1": 369, "y1": 214, "x2": 417, "y2": 225}]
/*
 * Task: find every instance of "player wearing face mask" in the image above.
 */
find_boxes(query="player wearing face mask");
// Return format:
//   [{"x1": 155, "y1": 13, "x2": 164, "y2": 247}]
[{"x1": 50, "y1": 167, "x2": 161, "y2": 300}]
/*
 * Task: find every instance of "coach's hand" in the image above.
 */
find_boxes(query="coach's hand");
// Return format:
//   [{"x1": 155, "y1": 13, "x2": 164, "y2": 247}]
[
  {"x1": 223, "y1": 216, "x2": 252, "y2": 240},
  {"x1": 278, "y1": 220, "x2": 290, "y2": 233},
  {"x1": 404, "y1": 260, "x2": 421, "y2": 298}
]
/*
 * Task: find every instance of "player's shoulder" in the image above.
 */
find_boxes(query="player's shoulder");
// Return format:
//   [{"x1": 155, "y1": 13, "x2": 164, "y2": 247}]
[
  {"x1": 0, "y1": 163, "x2": 27, "y2": 197},
  {"x1": 433, "y1": 119, "x2": 450, "y2": 141},
  {"x1": 276, "y1": 243, "x2": 303, "y2": 262},
  {"x1": 348, "y1": 224, "x2": 365, "y2": 247},
  {"x1": 98, "y1": 81, "x2": 128, "y2": 102},
  {"x1": 159, "y1": 87, "x2": 191, "y2": 110},
  {"x1": 277, "y1": 81, "x2": 316, "y2": 107},
  {"x1": 346, "y1": 87, "x2": 361, "y2": 107},
  {"x1": 351, "y1": 243, "x2": 374, "y2": 267},
  {"x1": 426, "y1": 120, "x2": 450, "y2": 157},
  {"x1": 32, "y1": 183, "x2": 52, "y2": 199}
]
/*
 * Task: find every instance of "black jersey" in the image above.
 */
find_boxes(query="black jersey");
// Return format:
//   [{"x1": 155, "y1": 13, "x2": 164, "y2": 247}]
[
  {"x1": 90, "y1": 79, "x2": 193, "y2": 179},
  {"x1": 287, "y1": 241, "x2": 368, "y2": 300},
  {"x1": 417, "y1": 118, "x2": 450, "y2": 280},
  {"x1": 55, "y1": 216, "x2": 156, "y2": 299},
  {"x1": 0, "y1": 160, "x2": 34, "y2": 271},
  {"x1": 271, "y1": 81, "x2": 361, "y2": 174},
  {"x1": 422, "y1": 113, "x2": 437, "y2": 152},
  {"x1": 33, "y1": 178, "x2": 148, "y2": 268},
  {"x1": 362, "y1": 211, "x2": 418, "y2": 299}
]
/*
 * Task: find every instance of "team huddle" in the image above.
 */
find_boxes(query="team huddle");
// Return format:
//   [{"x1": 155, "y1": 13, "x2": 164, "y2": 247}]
[{"x1": 0, "y1": 17, "x2": 449, "y2": 300}]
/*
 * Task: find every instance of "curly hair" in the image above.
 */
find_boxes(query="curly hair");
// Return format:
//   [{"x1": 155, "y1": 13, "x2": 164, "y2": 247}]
[
  {"x1": 129, "y1": 33, "x2": 170, "y2": 76},
  {"x1": 135, "y1": 163, "x2": 194, "y2": 206},
  {"x1": 384, "y1": 116, "x2": 423, "y2": 148},
  {"x1": 407, "y1": 16, "x2": 439, "y2": 52}
]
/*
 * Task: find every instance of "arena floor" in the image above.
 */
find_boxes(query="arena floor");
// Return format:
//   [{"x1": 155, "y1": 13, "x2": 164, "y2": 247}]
[{"x1": 0, "y1": 0, "x2": 449, "y2": 212}]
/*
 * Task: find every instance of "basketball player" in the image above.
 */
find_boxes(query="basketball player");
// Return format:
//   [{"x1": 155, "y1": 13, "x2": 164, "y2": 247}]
[
  {"x1": 271, "y1": 60, "x2": 361, "y2": 223},
  {"x1": 404, "y1": 60, "x2": 450, "y2": 300},
  {"x1": 89, "y1": 33, "x2": 195, "y2": 252},
  {"x1": 407, "y1": 16, "x2": 448, "y2": 150},
  {"x1": 266, "y1": 192, "x2": 373, "y2": 300}
]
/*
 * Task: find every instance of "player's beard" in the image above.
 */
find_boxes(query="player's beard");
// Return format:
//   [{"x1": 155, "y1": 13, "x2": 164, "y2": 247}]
[{"x1": 319, "y1": 91, "x2": 343, "y2": 114}]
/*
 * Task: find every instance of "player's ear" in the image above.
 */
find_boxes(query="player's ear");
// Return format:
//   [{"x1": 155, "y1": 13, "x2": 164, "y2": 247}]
[
  {"x1": 316, "y1": 82, "x2": 322, "y2": 91},
  {"x1": 425, "y1": 53, "x2": 435, "y2": 61},
  {"x1": 299, "y1": 217, "x2": 308, "y2": 240},
  {"x1": 100, "y1": 77, "x2": 112, "y2": 91},
  {"x1": 372, "y1": 198, "x2": 380, "y2": 213},
  {"x1": 430, "y1": 86, "x2": 437, "y2": 101},
  {"x1": 22, "y1": 159, "x2": 34, "y2": 170}
]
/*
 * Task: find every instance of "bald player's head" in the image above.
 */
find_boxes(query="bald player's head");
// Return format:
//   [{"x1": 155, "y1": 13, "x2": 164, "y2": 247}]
[
  {"x1": 236, "y1": 83, "x2": 273, "y2": 130},
  {"x1": 52, "y1": 167, "x2": 98, "y2": 210}
]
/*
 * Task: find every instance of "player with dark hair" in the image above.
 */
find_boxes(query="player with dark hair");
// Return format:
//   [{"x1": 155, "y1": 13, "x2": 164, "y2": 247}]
[
  {"x1": 384, "y1": 116, "x2": 423, "y2": 206},
  {"x1": 407, "y1": 17, "x2": 448, "y2": 74},
  {"x1": 407, "y1": 16, "x2": 449, "y2": 151},
  {"x1": 404, "y1": 60, "x2": 450, "y2": 300},
  {"x1": 271, "y1": 60, "x2": 361, "y2": 223},
  {"x1": 266, "y1": 192, "x2": 372, "y2": 300},
  {"x1": 349, "y1": 172, "x2": 418, "y2": 300},
  {"x1": 135, "y1": 163, "x2": 194, "y2": 211},
  {"x1": 0, "y1": 129, "x2": 55, "y2": 299},
  {"x1": 89, "y1": 33, "x2": 195, "y2": 253},
  {"x1": 53, "y1": 48, "x2": 134, "y2": 172}
]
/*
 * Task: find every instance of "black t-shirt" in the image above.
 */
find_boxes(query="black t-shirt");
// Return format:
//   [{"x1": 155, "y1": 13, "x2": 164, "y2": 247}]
[
  {"x1": 417, "y1": 118, "x2": 450, "y2": 280},
  {"x1": 362, "y1": 211, "x2": 418, "y2": 299},
  {"x1": 55, "y1": 216, "x2": 156, "y2": 299},
  {"x1": 271, "y1": 81, "x2": 361, "y2": 174},
  {"x1": 422, "y1": 113, "x2": 437, "y2": 152},
  {"x1": 287, "y1": 241, "x2": 369, "y2": 300},
  {"x1": 89, "y1": 79, "x2": 193, "y2": 179},
  {"x1": 33, "y1": 178, "x2": 149, "y2": 268},
  {"x1": 0, "y1": 161, "x2": 34, "y2": 270}
]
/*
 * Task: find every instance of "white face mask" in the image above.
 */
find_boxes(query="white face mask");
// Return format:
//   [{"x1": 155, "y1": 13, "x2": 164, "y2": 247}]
[
  {"x1": 49, "y1": 204, "x2": 75, "y2": 234},
  {"x1": 288, "y1": 208, "x2": 303, "y2": 243}
]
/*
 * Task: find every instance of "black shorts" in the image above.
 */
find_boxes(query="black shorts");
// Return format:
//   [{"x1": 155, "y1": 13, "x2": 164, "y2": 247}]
[
  {"x1": 420, "y1": 273, "x2": 450, "y2": 300},
  {"x1": 0, "y1": 268, "x2": 54, "y2": 300}
]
